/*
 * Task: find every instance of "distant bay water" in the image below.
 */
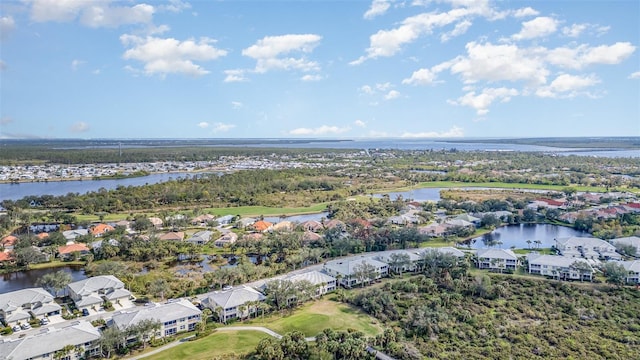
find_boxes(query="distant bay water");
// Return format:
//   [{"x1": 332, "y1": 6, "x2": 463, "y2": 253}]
[{"x1": 1, "y1": 139, "x2": 637, "y2": 202}]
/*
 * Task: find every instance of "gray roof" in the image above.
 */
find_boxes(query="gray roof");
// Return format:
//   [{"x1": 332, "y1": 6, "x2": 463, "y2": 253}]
[
  {"x1": 202, "y1": 286, "x2": 265, "y2": 310},
  {"x1": 527, "y1": 254, "x2": 592, "y2": 269},
  {"x1": 67, "y1": 275, "x2": 125, "y2": 297},
  {"x1": 556, "y1": 236, "x2": 614, "y2": 250},
  {"x1": 476, "y1": 248, "x2": 518, "y2": 260},
  {"x1": 0, "y1": 288, "x2": 55, "y2": 313},
  {"x1": 375, "y1": 250, "x2": 423, "y2": 263},
  {"x1": 324, "y1": 256, "x2": 388, "y2": 276},
  {"x1": 111, "y1": 299, "x2": 201, "y2": 329},
  {"x1": 0, "y1": 320, "x2": 100, "y2": 360},
  {"x1": 620, "y1": 260, "x2": 640, "y2": 273},
  {"x1": 421, "y1": 247, "x2": 466, "y2": 258},
  {"x1": 62, "y1": 229, "x2": 88, "y2": 240},
  {"x1": 611, "y1": 236, "x2": 640, "y2": 255},
  {"x1": 187, "y1": 230, "x2": 213, "y2": 243},
  {"x1": 285, "y1": 270, "x2": 336, "y2": 286}
]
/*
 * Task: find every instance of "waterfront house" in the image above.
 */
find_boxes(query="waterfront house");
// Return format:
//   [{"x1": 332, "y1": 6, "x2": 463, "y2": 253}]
[
  {"x1": 214, "y1": 232, "x2": 238, "y2": 247},
  {"x1": 0, "y1": 320, "x2": 101, "y2": 360},
  {"x1": 323, "y1": 256, "x2": 389, "y2": 288},
  {"x1": 475, "y1": 249, "x2": 518, "y2": 272},
  {"x1": 58, "y1": 242, "x2": 90, "y2": 260},
  {"x1": 300, "y1": 220, "x2": 323, "y2": 232},
  {"x1": 0, "y1": 288, "x2": 61, "y2": 327},
  {"x1": 455, "y1": 213, "x2": 481, "y2": 226},
  {"x1": 252, "y1": 220, "x2": 273, "y2": 232},
  {"x1": 110, "y1": 299, "x2": 201, "y2": 338},
  {"x1": 556, "y1": 236, "x2": 621, "y2": 260},
  {"x1": 217, "y1": 214, "x2": 235, "y2": 226},
  {"x1": 610, "y1": 236, "x2": 640, "y2": 257},
  {"x1": 237, "y1": 217, "x2": 257, "y2": 229},
  {"x1": 186, "y1": 230, "x2": 213, "y2": 245},
  {"x1": 272, "y1": 221, "x2": 294, "y2": 232},
  {"x1": 620, "y1": 260, "x2": 640, "y2": 284},
  {"x1": 202, "y1": 286, "x2": 265, "y2": 323},
  {"x1": 527, "y1": 253, "x2": 594, "y2": 281},
  {"x1": 67, "y1": 275, "x2": 132, "y2": 314},
  {"x1": 191, "y1": 214, "x2": 215, "y2": 226}
]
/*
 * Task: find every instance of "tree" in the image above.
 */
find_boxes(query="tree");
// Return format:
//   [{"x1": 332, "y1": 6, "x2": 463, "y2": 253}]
[
  {"x1": 602, "y1": 262, "x2": 628, "y2": 286},
  {"x1": 36, "y1": 270, "x2": 72, "y2": 297},
  {"x1": 264, "y1": 279, "x2": 297, "y2": 311},
  {"x1": 100, "y1": 326, "x2": 126, "y2": 358},
  {"x1": 129, "y1": 319, "x2": 161, "y2": 349},
  {"x1": 14, "y1": 246, "x2": 45, "y2": 268},
  {"x1": 570, "y1": 261, "x2": 593, "y2": 281},
  {"x1": 522, "y1": 208, "x2": 537, "y2": 222},
  {"x1": 388, "y1": 253, "x2": 411, "y2": 276},
  {"x1": 480, "y1": 214, "x2": 501, "y2": 229},
  {"x1": 353, "y1": 261, "x2": 378, "y2": 287},
  {"x1": 149, "y1": 278, "x2": 171, "y2": 300}
]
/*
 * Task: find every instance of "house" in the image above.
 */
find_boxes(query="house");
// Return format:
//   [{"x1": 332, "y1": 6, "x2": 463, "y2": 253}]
[
  {"x1": 243, "y1": 233, "x2": 264, "y2": 242},
  {"x1": 0, "y1": 250, "x2": 13, "y2": 264},
  {"x1": 422, "y1": 246, "x2": 466, "y2": 258},
  {"x1": 455, "y1": 214, "x2": 481, "y2": 226},
  {"x1": 214, "y1": 232, "x2": 238, "y2": 247},
  {"x1": 0, "y1": 288, "x2": 62, "y2": 327},
  {"x1": 619, "y1": 260, "x2": 640, "y2": 284},
  {"x1": 148, "y1": 217, "x2": 164, "y2": 229},
  {"x1": 0, "y1": 235, "x2": 18, "y2": 250},
  {"x1": 90, "y1": 223, "x2": 115, "y2": 237},
  {"x1": 67, "y1": 275, "x2": 133, "y2": 314},
  {"x1": 191, "y1": 214, "x2": 215, "y2": 226},
  {"x1": 0, "y1": 320, "x2": 101, "y2": 360},
  {"x1": 113, "y1": 220, "x2": 131, "y2": 228},
  {"x1": 36, "y1": 232, "x2": 50, "y2": 241},
  {"x1": 217, "y1": 215, "x2": 234, "y2": 226},
  {"x1": 475, "y1": 248, "x2": 518, "y2": 272},
  {"x1": 388, "y1": 213, "x2": 422, "y2": 225},
  {"x1": 202, "y1": 286, "x2": 265, "y2": 323},
  {"x1": 62, "y1": 228, "x2": 89, "y2": 241},
  {"x1": 252, "y1": 220, "x2": 273, "y2": 232},
  {"x1": 323, "y1": 256, "x2": 389, "y2": 288},
  {"x1": 323, "y1": 219, "x2": 345, "y2": 230},
  {"x1": 58, "y1": 242, "x2": 90, "y2": 260},
  {"x1": 237, "y1": 217, "x2": 257, "y2": 229},
  {"x1": 418, "y1": 223, "x2": 452, "y2": 238},
  {"x1": 284, "y1": 270, "x2": 337, "y2": 296},
  {"x1": 302, "y1": 231, "x2": 323, "y2": 243},
  {"x1": 556, "y1": 236, "x2": 621, "y2": 260},
  {"x1": 527, "y1": 253, "x2": 594, "y2": 281},
  {"x1": 159, "y1": 231, "x2": 185, "y2": 241},
  {"x1": 186, "y1": 230, "x2": 213, "y2": 245},
  {"x1": 300, "y1": 220, "x2": 323, "y2": 232},
  {"x1": 445, "y1": 219, "x2": 474, "y2": 228},
  {"x1": 272, "y1": 221, "x2": 293, "y2": 232},
  {"x1": 110, "y1": 299, "x2": 201, "y2": 338},
  {"x1": 610, "y1": 236, "x2": 640, "y2": 257},
  {"x1": 91, "y1": 238, "x2": 120, "y2": 251},
  {"x1": 375, "y1": 250, "x2": 423, "y2": 272}
]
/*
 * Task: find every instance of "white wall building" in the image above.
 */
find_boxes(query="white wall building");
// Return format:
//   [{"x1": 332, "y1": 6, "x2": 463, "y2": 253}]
[
  {"x1": 0, "y1": 288, "x2": 61, "y2": 327},
  {"x1": 527, "y1": 253, "x2": 594, "y2": 281},
  {"x1": 323, "y1": 256, "x2": 389, "y2": 288},
  {"x1": 111, "y1": 299, "x2": 201, "y2": 338}
]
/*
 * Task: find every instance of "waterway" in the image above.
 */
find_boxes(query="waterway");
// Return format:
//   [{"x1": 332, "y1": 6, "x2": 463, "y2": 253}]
[
  {"x1": 465, "y1": 223, "x2": 590, "y2": 249},
  {"x1": 0, "y1": 265, "x2": 87, "y2": 294}
]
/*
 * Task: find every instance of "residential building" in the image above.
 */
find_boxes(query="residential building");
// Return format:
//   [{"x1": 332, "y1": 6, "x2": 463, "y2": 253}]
[
  {"x1": 217, "y1": 215, "x2": 234, "y2": 226},
  {"x1": 620, "y1": 260, "x2": 640, "y2": 284},
  {"x1": 284, "y1": 270, "x2": 337, "y2": 296},
  {"x1": 302, "y1": 231, "x2": 323, "y2": 243},
  {"x1": 323, "y1": 256, "x2": 389, "y2": 288},
  {"x1": 62, "y1": 229, "x2": 89, "y2": 241},
  {"x1": 323, "y1": 219, "x2": 345, "y2": 230},
  {"x1": 0, "y1": 320, "x2": 101, "y2": 360},
  {"x1": 610, "y1": 236, "x2": 640, "y2": 257},
  {"x1": 429, "y1": 246, "x2": 466, "y2": 258},
  {"x1": 454, "y1": 213, "x2": 481, "y2": 226},
  {"x1": 111, "y1": 299, "x2": 201, "y2": 338},
  {"x1": 159, "y1": 231, "x2": 185, "y2": 241},
  {"x1": 476, "y1": 249, "x2": 518, "y2": 272},
  {"x1": 527, "y1": 253, "x2": 594, "y2": 281},
  {"x1": 375, "y1": 250, "x2": 422, "y2": 272},
  {"x1": 252, "y1": 220, "x2": 273, "y2": 232},
  {"x1": 202, "y1": 286, "x2": 265, "y2": 323},
  {"x1": 237, "y1": 217, "x2": 256, "y2": 229},
  {"x1": 90, "y1": 223, "x2": 115, "y2": 237},
  {"x1": 186, "y1": 230, "x2": 213, "y2": 245},
  {"x1": 556, "y1": 236, "x2": 621, "y2": 260},
  {"x1": 214, "y1": 232, "x2": 238, "y2": 247},
  {"x1": 57, "y1": 242, "x2": 90, "y2": 260},
  {"x1": 148, "y1": 217, "x2": 164, "y2": 229},
  {"x1": 1, "y1": 235, "x2": 18, "y2": 250},
  {"x1": 272, "y1": 221, "x2": 293, "y2": 232},
  {"x1": 300, "y1": 220, "x2": 323, "y2": 232},
  {"x1": 191, "y1": 214, "x2": 215, "y2": 226},
  {"x1": 90, "y1": 238, "x2": 120, "y2": 251},
  {"x1": 0, "y1": 288, "x2": 61, "y2": 327},
  {"x1": 67, "y1": 275, "x2": 132, "y2": 313}
]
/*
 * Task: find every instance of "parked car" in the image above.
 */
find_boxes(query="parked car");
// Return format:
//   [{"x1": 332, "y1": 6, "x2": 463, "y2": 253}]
[
  {"x1": 12, "y1": 325, "x2": 20, "y2": 332},
  {"x1": 222, "y1": 285, "x2": 233, "y2": 291},
  {"x1": 82, "y1": 308, "x2": 90, "y2": 316},
  {"x1": 40, "y1": 318, "x2": 49, "y2": 325},
  {"x1": 20, "y1": 323, "x2": 31, "y2": 330}
]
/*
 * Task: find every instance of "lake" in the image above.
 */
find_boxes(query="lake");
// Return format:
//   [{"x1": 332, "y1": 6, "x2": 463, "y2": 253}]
[
  {"x1": 0, "y1": 265, "x2": 87, "y2": 294},
  {"x1": 464, "y1": 224, "x2": 591, "y2": 249}
]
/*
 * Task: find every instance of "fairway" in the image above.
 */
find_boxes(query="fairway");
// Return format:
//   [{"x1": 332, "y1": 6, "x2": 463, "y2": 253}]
[
  {"x1": 143, "y1": 330, "x2": 269, "y2": 360},
  {"x1": 237, "y1": 299, "x2": 382, "y2": 337}
]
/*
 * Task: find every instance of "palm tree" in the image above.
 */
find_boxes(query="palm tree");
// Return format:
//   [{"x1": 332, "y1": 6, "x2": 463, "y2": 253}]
[{"x1": 526, "y1": 239, "x2": 532, "y2": 249}]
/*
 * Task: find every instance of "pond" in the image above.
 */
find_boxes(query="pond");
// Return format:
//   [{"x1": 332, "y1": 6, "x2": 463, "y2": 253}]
[
  {"x1": 464, "y1": 223, "x2": 591, "y2": 249},
  {"x1": 0, "y1": 265, "x2": 87, "y2": 294}
]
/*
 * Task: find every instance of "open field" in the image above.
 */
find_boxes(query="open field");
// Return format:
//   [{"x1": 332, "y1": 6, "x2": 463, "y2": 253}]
[
  {"x1": 142, "y1": 330, "x2": 269, "y2": 360},
  {"x1": 416, "y1": 181, "x2": 608, "y2": 192},
  {"x1": 237, "y1": 299, "x2": 382, "y2": 337}
]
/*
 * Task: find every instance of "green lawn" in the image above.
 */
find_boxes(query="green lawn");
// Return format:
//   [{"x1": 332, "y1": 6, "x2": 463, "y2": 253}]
[
  {"x1": 414, "y1": 181, "x2": 609, "y2": 193},
  {"x1": 237, "y1": 299, "x2": 382, "y2": 337},
  {"x1": 204, "y1": 203, "x2": 329, "y2": 217},
  {"x1": 143, "y1": 330, "x2": 269, "y2": 360}
]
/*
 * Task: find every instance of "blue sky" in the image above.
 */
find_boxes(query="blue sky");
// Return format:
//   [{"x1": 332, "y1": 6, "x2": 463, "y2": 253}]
[{"x1": 0, "y1": 0, "x2": 638, "y2": 139}]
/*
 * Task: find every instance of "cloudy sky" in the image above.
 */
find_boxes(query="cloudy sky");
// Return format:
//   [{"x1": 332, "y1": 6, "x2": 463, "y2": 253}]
[{"x1": 0, "y1": 0, "x2": 638, "y2": 139}]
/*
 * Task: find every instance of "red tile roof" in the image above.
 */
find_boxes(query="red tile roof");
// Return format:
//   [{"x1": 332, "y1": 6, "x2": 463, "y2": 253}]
[
  {"x1": 90, "y1": 223, "x2": 115, "y2": 236},
  {"x1": 0, "y1": 251, "x2": 13, "y2": 262},
  {"x1": 58, "y1": 243, "x2": 90, "y2": 255},
  {"x1": 252, "y1": 220, "x2": 273, "y2": 232},
  {"x1": 1, "y1": 235, "x2": 18, "y2": 247}
]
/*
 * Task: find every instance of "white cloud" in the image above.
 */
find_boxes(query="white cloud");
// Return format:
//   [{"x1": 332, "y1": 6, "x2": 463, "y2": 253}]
[
  {"x1": 354, "y1": 120, "x2": 366, "y2": 127},
  {"x1": 0, "y1": 116, "x2": 13, "y2": 125},
  {"x1": 301, "y1": 74, "x2": 323, "y2": 81},
  {"x1": 71, "y1": 59, "x2": 85, "y2": 71},
  {"x1": 512, "y1": 7, "x2": 539, "y2": 18},
  {"x1": 450, "y1": 87, "x2": 518, "y2": 115},
  {"x1": 629, "y1": 71, "x2": 640, "y2": 79},
  {"x1": 197, "y1": 122, "x2": 209, "y2": 128},
  {"x1": 384, "y1": 90, "x2": 401, "y2": 100},
  {"x1": 224, "y1": 69, "x2": 248, "y2": 83},
  {"x1": 28, "y1": 0, "x2": 155, "y2": 28},
  {"x1": 562, "y1": 23, "x2": 588, "y2": 38},
  {"x1": 231, "y1": 101, "x2": 243, "y2": 109},
  {"x1": 160, "y1": 0, "x2": 191, "y2": 13},
  {"x1": 364, "y1": 0, "x2": 391, "y2": 20},
  {"x1": 0, "y1": 16, "x2": 15, "y2": 40},
  {"x1": 359, "y1": 85, "x2": 374, "y2": 94},
  {"x1": 535, "y1": 73, "x2": 600, "y2": 98},
  {"x1": 120, "y1": 35, "x2": 227, "y2": 77},
  {"x1": 400, "y1": 125, "x2": 464, "y2": 138},
  {"x1": 546, "y1": 42, "x2": 636, "y2": 70},
  {"x1": 512, "y1": 16, "x2": 558, "y2": 40},
  {"x1": 242, "y1": 34, "x2": 322, "y2": 74},
  {"x1": 402, "y1": 68, "x2": 438, "y2": 85},
  {"x1": 70, "y1": 121, "x2": 90, "y2": 133},
  {"x1": 211, "y1": 122, "x2": 235, "y2": 132},
  {"x1": 441, "y1": 19, "x2": 472, "y2": 42},
  {"x1": 289, "y1": 125, "x2": 351, "y2": 136}
]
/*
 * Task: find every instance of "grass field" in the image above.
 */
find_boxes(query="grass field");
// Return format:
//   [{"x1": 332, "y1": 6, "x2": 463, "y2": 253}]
[
  {"x1": 143, "y1": 330, "x2": 269, "y2": 360},
  {"x1": 236, "y1": 299, "x2": 382, "y2": 337},
  {"x1": 415, "y1": 181, "x2": 608, "y2": 192}
]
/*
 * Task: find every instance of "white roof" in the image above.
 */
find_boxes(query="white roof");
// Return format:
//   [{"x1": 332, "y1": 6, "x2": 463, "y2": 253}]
[
  {"x1": 0, "y1": 321, "x2": 100, "y2": 360},
  {"x1": 112, "y1": 299, "x2": 201, "y2": 328},
  {"x1": 421, "y1": 247, "x2": 466, "y2": 258},
  {"x1": 67, "y1": 275, "x2": 125, "y2": 296},
  {"x1": 324, "y1": 256, "x2": 388, "y2": 275},
  {"x1": 556, "y1": 236, "x2": 614, "y2": 249},
  {"x1": 375, "y1": 249, "x2": 423, "y2": 263},
  {"x1": 285, "y1": 270, "x2": 336, "y2": 286},
  {"x1": 620, "y1": 260, "x2": 640, "y2": 273},
  {"x1": 527, "y1": 254, "x2": 592, "y2": 269},
  {"x1": 445, "y1": 219, "x2": 474, "y2": 227},
  {"x1": 611, "y1": 236, "x2": 640, "y2": 253},
  {"x1": 476, "y1": 248, "x2": 518, "y2": 260},
  {"x1": 0, "y1": 287, "x2": 55, "y2": 313},
  {"x1": 202, "y1": 286, "x2": 265, "y2": 310}
]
